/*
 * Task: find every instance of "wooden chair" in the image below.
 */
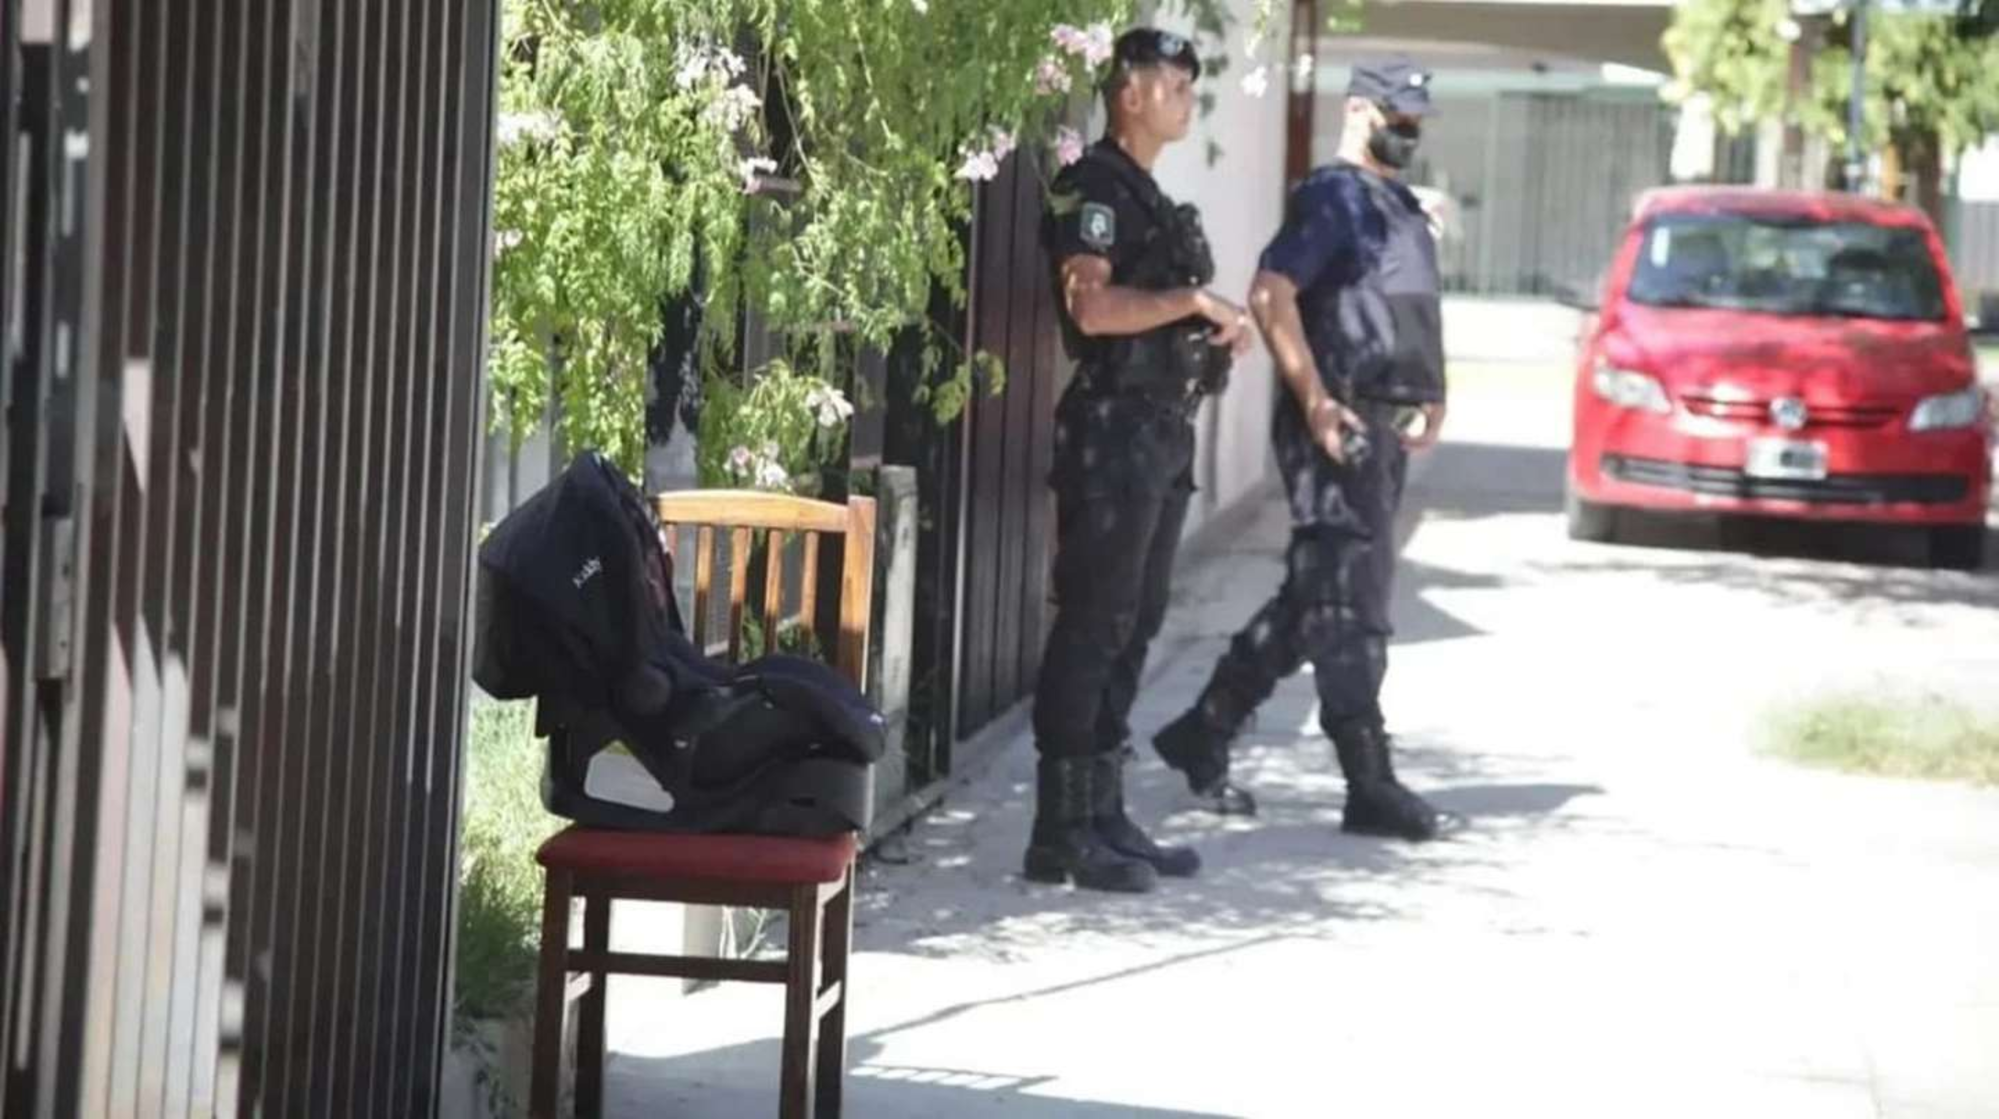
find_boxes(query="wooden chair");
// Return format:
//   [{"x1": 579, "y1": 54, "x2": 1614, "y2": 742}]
[{"x1": 528, "y1": 491, "x2": 878, "y2": 1119}]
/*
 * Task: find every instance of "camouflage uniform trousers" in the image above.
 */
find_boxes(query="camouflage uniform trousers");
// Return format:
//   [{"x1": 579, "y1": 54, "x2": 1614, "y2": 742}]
[
  {"x1": 1192, "y1": 399, "x2": 1410, "y2": 736},
  {"x1": 1031, "y1": 380, "x2": 1199, "y2": 760}
]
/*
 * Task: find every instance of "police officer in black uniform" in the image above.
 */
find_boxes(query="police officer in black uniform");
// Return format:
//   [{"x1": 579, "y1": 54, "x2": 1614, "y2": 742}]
[
  {"x1": 1024, "y1": 28, "x2": 1254, "y2": 894},
  {"x1": 1153, "y1": 57, "x2": 1456, "y2": 841}
]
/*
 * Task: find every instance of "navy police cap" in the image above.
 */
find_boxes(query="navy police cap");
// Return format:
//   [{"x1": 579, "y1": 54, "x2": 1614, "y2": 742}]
[
  {"x1": 1112, "y1": 27, "x2": 1202, "y2": 81},
  {"x1": 1348, "y1": 56, "x2": 1436, "y2": 116}
]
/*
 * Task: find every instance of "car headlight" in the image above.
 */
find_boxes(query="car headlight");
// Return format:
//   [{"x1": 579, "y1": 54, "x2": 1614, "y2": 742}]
[
  {"x1": 1591, "y1": 365, "x2": 1672, "y2": 414},
  {"x1": 1909, "y1": 387, "x2": 1986, "y2": 431}
]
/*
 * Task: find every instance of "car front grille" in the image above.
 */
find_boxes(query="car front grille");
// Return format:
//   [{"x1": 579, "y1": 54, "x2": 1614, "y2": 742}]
[
  {"x1": 1679, "y1": 395, "x2": 1901, "y2": 429},
  {"x1": 1603, "y1": 455, "x2": 1971, "y2": 505}
]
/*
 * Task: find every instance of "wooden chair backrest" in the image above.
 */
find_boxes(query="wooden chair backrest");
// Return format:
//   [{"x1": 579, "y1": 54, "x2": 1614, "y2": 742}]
[{"x1": 652, "y1": 490, "x2": 877, "y2": 691}]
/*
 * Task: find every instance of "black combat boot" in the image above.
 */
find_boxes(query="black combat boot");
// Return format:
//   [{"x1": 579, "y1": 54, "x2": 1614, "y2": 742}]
[
  {"x1": 1023, "y1": 756, "x2": 1159, "y2": 893},
  {"x1": 1153, "y1": 708, "x2": 1259, "y2": 816},
  {"x1": 1329, "y1": 717, "x2": 1446, "y2": 842},
  {"x1": 1089, "y1": 749, "x2": 1200, "y2": 878}
]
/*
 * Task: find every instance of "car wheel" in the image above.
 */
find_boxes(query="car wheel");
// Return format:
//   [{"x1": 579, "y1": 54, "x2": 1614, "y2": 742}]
[
  {"x1": 1564, "y1": 483, "x2": 1619, "y2": 543},
  {"x1": 1929, "y1": 524, "x2": 1988, "y2": 571}
]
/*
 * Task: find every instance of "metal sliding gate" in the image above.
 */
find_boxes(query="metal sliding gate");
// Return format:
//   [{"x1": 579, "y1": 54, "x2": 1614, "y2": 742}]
[{"x1": 2, "y1": 1, "x2": 501, "y2": 1115}]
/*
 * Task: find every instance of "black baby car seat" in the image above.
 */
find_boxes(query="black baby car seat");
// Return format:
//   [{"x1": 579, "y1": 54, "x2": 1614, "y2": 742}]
[{"x1": 471, "y1": 451, "x2": 882, "y2": 837}]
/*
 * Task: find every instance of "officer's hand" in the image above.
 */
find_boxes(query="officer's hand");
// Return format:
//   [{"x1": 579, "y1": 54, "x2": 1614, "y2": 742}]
[
  {"x1": 1195, "y1": 290, "x2": 1254, "y2": 356},
  {"x1": 1309, "y1": 398, "x2": 1364, "y2": 464},
  {"x1": 1224, "y1": 319, "x2": 1254, "y2": 358},
  {"x1": 1400, "y1": 402, "x2": 1447, "y2": 451}
]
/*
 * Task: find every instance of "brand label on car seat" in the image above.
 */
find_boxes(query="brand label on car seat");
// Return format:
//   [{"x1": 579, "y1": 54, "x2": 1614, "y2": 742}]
[{"x1": 586, "y1": 745, "x2": 676, "y2": 813}]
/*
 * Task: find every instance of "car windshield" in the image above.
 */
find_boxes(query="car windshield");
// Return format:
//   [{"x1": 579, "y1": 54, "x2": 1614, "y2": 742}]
[{"x1": 1626, "y1": 213, "x2": 1947, "y2": 322}]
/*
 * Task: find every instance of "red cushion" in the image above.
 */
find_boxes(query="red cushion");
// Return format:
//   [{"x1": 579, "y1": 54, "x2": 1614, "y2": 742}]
[{"x1": 536, "y1": 826, "x2": 857, "y2": 885}]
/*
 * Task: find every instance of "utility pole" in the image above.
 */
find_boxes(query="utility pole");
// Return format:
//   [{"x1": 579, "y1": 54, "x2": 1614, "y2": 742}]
[
  {"x1": 1846, "y1": 0, "x2": 1870, "y2": 191},
  {"x1": 1283, "y1": 0, "x2": 1319, "y2": 193},
  {"x1": 1781, "y1": 16, "x2": 1816, "y2": 187}
]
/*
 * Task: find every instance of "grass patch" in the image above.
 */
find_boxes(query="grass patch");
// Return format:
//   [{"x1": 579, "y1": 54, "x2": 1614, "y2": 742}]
[
  {"x1": 1762, "y1": 691, "x2": 1999, "y2": 787},
  {"x1": 455, "y1": 698, "x2": 562, "y2": 1028}
]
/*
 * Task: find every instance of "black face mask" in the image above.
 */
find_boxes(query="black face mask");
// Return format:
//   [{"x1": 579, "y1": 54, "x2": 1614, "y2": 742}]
[{"x1": 1368, "y1": 119, "x2": 1422, "y2": 170}]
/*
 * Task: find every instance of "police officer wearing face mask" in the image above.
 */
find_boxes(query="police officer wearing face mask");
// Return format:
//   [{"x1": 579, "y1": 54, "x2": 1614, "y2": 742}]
[
  {"x1": 1024, "y1": 27, "x2": 1255, "y2": 894},
  {"x1": 1152, "y1": 56, "x2": 1457, "y2": 842}
]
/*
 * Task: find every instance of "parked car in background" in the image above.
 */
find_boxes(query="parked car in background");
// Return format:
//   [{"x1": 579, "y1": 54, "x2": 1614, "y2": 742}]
[{"x1": 1563, "y1": 186, "x2": 1995, "y2": 569}]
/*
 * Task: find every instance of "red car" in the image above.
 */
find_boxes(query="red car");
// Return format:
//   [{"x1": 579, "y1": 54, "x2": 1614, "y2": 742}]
[{"x1": 1565, "y1": 186, "x2": 1994, "y2": 569}]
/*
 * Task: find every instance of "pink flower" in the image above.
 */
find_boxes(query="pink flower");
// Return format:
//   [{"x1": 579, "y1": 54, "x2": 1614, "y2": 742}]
[
  {"x1": 703, "y1": 85, "x2": 762, "y2": 132},
  {"x1": 1055, "y1": 126, "x2": 1085, "y2": 167},
  {"x1": 739, "y1": 156, "x2": 778, "y2": 193},
  {"x1": 674, "y1": 43, "x2": 746, "y2": 91},
  {"x1": 956, "y1": 150, "x2": 1000, "y2": 182},
  {"x1": 1034, "y1": 57, "x2": 1072, "y2": 96},
  {"x1": 1082, "y1": 23, "x2": 1114, "y2": 67},
  {"x1": 989, "y1": 128, "x2": 1017, "y2": 163},
  {"x1": 675, "y1": 52, "x2": 710, "y2": 91},
  {"x1": 496, "y1": 112, "x2": 559, "y2": 147},
  {"x1": 1050, "y1": 23, "x2": 1115, "y2": 67},
  {"x1": 805, "y1": 385, "x2": 854, "y2": 428}
]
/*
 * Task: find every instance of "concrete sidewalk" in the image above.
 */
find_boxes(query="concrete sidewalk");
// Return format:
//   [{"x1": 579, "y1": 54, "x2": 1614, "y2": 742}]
[{"x1": 601, "y1": 369, "x2": 1999, "y2": 1119}]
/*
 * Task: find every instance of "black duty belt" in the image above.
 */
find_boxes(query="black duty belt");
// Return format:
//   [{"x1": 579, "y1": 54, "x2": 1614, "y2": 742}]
[{"x1": 1074, "y1": 364, "x2": 1205, "y2": 416}]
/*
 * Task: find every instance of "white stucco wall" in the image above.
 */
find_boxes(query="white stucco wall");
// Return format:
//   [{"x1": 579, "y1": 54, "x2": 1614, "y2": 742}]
[{"x1": 1145, "y1": 0, "x2": 1295, "y2": 539}]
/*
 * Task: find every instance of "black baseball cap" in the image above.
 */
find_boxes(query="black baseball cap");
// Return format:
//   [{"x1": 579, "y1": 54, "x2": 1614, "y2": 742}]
[
  {"x1": 1348, "y1": 56, "x2": 1436, "y2": 116},
  {"x1": 1112, "y1": 28, "x2": 1202, "y2": 81}
]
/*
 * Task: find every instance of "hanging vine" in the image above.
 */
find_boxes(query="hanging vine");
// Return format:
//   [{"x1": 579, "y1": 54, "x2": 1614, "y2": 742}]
[{"x1": 489, "y1": 0, "x2": 1286, "y2": 478}]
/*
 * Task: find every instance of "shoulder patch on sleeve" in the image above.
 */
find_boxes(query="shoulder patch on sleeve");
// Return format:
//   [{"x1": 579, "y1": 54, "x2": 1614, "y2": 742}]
[{"x1": 1080, "y1": 202, "x2": 1116, "y2": 251}]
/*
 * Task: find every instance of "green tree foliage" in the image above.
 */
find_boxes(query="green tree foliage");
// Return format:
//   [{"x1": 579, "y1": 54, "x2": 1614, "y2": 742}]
[
  {"x1": 1662, "y1": 0, "x2": 1792, "y2": 136},
  {"x1": 1665, "y1": 0, "x2": 1999, "y2": 171},
  {"x1": 489, "y1": 0, "x2": 1281, "y2": 475}
]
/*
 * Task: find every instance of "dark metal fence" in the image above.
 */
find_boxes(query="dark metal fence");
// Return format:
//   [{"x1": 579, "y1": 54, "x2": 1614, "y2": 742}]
[
  {"x1": 2, "y1": 2, "x2": 501, "y2": 1116},
  {"x1": 951, "y1": 150, "x2": 1065, "y2": 739}
]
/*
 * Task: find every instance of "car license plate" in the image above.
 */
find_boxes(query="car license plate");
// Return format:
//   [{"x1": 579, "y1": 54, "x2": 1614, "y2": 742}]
[{"x1": 1745, "y1": 438, "x2": 1828, "y2": 481}]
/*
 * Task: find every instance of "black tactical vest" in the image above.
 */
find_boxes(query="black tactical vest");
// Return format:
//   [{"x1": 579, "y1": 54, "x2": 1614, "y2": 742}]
[{"x1": 1052, "y1": 146, "x2": 1232, "y2": 402}]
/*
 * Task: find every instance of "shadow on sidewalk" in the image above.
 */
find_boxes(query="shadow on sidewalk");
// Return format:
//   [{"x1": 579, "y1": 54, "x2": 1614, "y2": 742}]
[
  {"x1": 1535, "y1": 539, "x2": 1999, "y2": 614},
  {"x1": 607, "y1": 1034, "x2": 1237, "y2": 1119},
  {"x1": 845, "y1": 686, "x2": 1604, "y2": 967},
  {"x1": 605, "y1": 941, "x2": 1273, "y2": 1117},
  {"x1": 1406, "y1": 440, "x2": 1568, "y2": 522},
  {"x1": 1391, "y1": 557, "x2": 1505, "y2": 646},
  {"x1": 1610, "y1": 510, "x2": 1993, "y2": 576},
  {"x1": 1424, "y1": 782, "x2": 1606, "y2": 820}
]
